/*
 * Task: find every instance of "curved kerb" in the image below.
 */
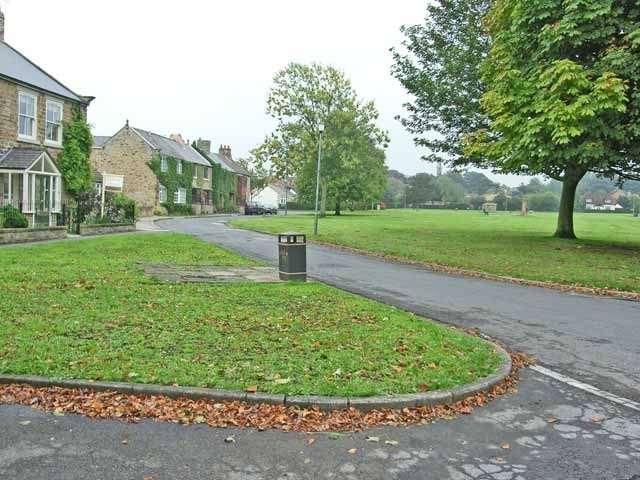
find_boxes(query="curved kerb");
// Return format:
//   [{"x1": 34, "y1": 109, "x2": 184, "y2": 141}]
[{"x1": 0, "y1": 344, "x2": 511, "y2": 413}]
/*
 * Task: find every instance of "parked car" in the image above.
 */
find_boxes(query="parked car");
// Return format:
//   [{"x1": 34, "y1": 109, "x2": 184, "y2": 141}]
[
  {"x1": 245, "y1": 201, "x2": 265, "y2": 215},
  {"x1": 263, "y1": 205, "x2": 279, "y2": 215}
]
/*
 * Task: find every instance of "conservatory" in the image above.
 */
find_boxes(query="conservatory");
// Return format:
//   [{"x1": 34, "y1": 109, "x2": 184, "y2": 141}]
[{"x1": 0, "y1": 149, "x2": 63, "y2": 227}]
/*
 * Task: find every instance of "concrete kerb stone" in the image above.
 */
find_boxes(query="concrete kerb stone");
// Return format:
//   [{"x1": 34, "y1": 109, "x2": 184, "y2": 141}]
[{"x1": 0, "y1": 344, "x2": 512, "y2": 412}]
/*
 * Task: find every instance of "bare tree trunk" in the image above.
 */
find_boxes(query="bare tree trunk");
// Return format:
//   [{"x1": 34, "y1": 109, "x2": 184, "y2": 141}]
[
  {"x1": 335, "y1": 199, "x2": 341, "y2": 216},
  {"x1": 554, "y1": 173, "x2": 584, "y2": 239}
]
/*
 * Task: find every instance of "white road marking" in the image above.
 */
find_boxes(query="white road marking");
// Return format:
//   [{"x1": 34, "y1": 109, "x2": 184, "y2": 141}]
[{"x1": 531, "y1": 365, "x2": 640, "y2": 412}]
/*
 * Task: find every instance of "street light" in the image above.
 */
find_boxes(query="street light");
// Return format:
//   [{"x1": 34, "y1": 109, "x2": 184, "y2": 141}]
[{"x1": 313, "y1": 123, "x2": 324, "y2": 236}]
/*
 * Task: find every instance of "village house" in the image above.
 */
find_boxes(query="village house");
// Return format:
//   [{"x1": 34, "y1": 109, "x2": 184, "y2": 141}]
[
  {"x1": 195, "y1": 140, "x2": 251, "y2": 209},
  {"x1": 91, "y1": 123, "x2": 217, "y2": 217},
  {"x1": 0, "y1": 7, "x2": 93, "y2": 226},
  {"x1": 252, "y1": 181, "x2": 297, "y2": 208}
]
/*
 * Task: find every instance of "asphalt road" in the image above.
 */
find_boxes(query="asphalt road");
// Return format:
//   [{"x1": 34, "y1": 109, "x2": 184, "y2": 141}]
[{"x1": 1, "y1": 216, "x2": 639, "y2": 479}]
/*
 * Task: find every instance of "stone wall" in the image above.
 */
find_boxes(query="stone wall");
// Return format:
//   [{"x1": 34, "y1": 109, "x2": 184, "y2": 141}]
[
  {"x1": 0, "y1": 226, "x2": 67, "y2": 245},
  {"x1": 90, "y1": 126, "x2": 158, "y2": 216},
  {"x1": 78, "y1": 223, "x2": 136, "y2": 236},
  {"x1": 0, "y1": 78, "x2": 86, "y2": 161}
]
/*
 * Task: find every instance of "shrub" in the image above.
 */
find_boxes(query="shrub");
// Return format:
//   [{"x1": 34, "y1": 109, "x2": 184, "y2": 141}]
[
  {"x1": 162, "y1": 203, "x2": 194, "y2": 215},
  {"x1": 112, "y1": 194, "x2": 137, "y2": 222},
  {"x1": 0, "y1": 205, "x2": 29, "y2": 228}
]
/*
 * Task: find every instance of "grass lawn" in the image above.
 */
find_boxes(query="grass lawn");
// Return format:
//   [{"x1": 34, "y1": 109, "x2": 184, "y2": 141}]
[
  {"x1": 0, "y1": 233, "x2": 502, "y2": 397},
  {"x1": 231, "y1": 210, "x2": 640, "y2": 293}
]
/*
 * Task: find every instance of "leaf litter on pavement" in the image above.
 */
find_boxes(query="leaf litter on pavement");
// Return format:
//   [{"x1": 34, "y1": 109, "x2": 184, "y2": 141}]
[{"x1": 0, "y1": 351, "x2": 533, "y2": 433}]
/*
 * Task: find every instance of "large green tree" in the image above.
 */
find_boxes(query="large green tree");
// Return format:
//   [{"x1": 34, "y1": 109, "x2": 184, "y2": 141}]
[
  {"x1": 253, "y1": 63, "x2": 388, "y2": 215},
  {"x1": 56, "y1": 106, "x2": 93, "y2": 199},
  {"x1": 465, "y1": 0, "x2": 640, "y2": 238},
  {"x1": 391, "y1": 0, "x2": 490, "y2": 164}
]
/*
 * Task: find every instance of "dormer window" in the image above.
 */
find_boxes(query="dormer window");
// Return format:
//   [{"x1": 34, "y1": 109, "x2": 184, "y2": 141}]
[
  {"x1": 18, "y1": 92, "x2": 37, "y2": 141},
  {"x1": 45, "y1": 100, "x2": 63, "y2": 145}
]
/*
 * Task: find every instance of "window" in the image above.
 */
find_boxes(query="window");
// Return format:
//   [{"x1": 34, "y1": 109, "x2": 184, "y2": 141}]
[
  {"x1": 95, "y1": 182, "x2": 103, "y2": 196},
  {"x1": 173, "y1": 187, "x2": 186, "y2": 204},
  {"x1": 193, "y1": 165, "x2": 199, "y2": 179},
  {"x1": 18, "y1": 92, "x2": 37, "y2": 140},
  {"x1": 160, "y1": 156, "x2": 168, "y2": 172},
  {"x1": 45, "y1": 100, "x2": 63, "y2": 145},
  {"x1": 159, "y1": 184, "x2": 167, "y2": 203},
  {"x1": 177, "y1": 160, "x2": 183, "y2": 174},
  {"x1": 204, "y1": 167, "x2": 210, "y2": 180}
]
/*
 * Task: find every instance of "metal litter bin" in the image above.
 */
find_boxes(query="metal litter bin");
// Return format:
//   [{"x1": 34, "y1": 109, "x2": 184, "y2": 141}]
[{"x1": 278, "y1": 232, "x2": 307, "y2": 282}]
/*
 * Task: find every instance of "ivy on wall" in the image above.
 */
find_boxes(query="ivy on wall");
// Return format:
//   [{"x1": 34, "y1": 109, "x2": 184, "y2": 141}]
[
  {"x1": 191, "y1": 143, "x2": 239, "y2": 213},
  {"x1": 148, "y1": 153, "x2": 194, "y2": 213},
  {"x1": 212, "y1": 162, "x2": 238, "y2": 212}
]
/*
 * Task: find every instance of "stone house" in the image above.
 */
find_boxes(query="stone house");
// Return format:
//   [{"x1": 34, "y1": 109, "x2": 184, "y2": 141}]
[
  {"x1": 91, "y1": 123, "x2": 215, "y2": 216},
  {"x1": 0, "y1": 7, "x2": 93, "y2": 226}
]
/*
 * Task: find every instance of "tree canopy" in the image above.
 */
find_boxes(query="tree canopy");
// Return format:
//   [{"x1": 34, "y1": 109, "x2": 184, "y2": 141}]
[
  {"x1": 253, "y1": 63, "x2": 388, "y2": 215},
  {"x1": 391, "y1": 0, "x2": 490, "y2": 164},
  {"x1": 464, "y1": 0, "x2": 640, "y2": 237}
]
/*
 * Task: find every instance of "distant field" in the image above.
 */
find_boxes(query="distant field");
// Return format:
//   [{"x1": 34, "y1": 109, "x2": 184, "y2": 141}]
[{"x1": 231, "y1": 210, "x2": 640, "y2": 293}]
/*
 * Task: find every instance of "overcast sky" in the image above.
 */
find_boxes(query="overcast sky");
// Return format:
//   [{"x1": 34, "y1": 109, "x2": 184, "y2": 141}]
[{"x1": 2, "y1": 0, "x2": 531, "y2": 186}]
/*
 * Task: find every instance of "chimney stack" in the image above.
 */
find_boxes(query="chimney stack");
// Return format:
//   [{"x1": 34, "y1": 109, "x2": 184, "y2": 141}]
[
  {"x1": 219, "y1": 144, "x2": 232, "y2": 159},
  {"x1": 0, "y1": 7, "x2": 5, "y2": 42},
  {"x1": 197, "y1": 138, "x2": 212, "y2": 155},
  {"x1": 169, "y1": 133, "x2": 185, "y2": 145}
]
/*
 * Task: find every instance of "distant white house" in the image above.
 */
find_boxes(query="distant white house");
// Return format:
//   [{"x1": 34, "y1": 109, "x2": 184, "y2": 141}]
[
  {"x1": 252, "y1": 183, "x2": 296, "y2": 208},
  {"x1": 584, "y1": 192, "x2": 624, "y2": 211}
]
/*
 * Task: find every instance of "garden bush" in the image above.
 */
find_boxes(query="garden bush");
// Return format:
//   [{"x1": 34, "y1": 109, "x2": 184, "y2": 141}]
[{"x1": 0, "y1": 205, "x2": 29, "y2": 228}]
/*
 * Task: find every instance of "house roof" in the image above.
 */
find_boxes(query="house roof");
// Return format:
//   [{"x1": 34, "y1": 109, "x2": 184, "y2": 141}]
[
  {"x1": 0, "y1": 41, "x2": 87, "y2": 104},
  {"x1": 93, "y1": 136, "x2": 111, "y2": 148},
  {"x1": 219, "y1": 155, "x2": 250, "y2": 177},
  {"x1": 198, "y1": 150, "x2": 249, "y2": 176},
  {"x1": 0, "y1": 148, "x2": 46, "y2": 170},
  {"x1": 133, "y1": 128, "x2": 211, "y2": 166}
]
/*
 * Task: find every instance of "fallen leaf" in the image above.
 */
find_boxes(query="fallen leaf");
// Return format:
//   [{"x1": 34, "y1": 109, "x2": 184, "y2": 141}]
[
  {"x1": 274, "y1": 378, "x2": 291, "y2": 385},
  {"x1": 303, "y1": 458, "x2": 311, "y2": 465},
  {"x1": 348, "y1": 448, "x2": 357, "y2": 454},
  {"x1": 546, "y1": 418, "x2": 558, "y2": 423},
  {"x1": 18, "y1": 420, "x2": 31, "y2": 426},
  {"x1": 246, "y1": 386, "x2": 258, "y2": 393},
  {"x1": 365, "y1": 436, "x2": 380, "y2": 443},
  {"x1": 307, "y1": 438, "x2": 316, "y2": 445},
  {"x1": 194, "y1": 415, "x2": 206, "y2": 424},
  {"x1": 591, "y1": 416, "x2": 605, "y2": 423},
  {"x1": 121, "y1": 440, "x2": 128, "y2": 445},
  {"x1": 328, "y1": 432, "x2": 343, "y2": 440},
  {"x1": 501, "y1": 443, "x2": 511, "y2": 450},
  {"x1": 224, "y1": 436, "x2": 236, "y2": 444},
  {"x1": 384, "y1": 440, "x2": 399, "y2": 446}
]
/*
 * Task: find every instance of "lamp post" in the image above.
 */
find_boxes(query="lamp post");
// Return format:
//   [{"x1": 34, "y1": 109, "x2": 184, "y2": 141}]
[{"x1": 313, "y1": 123, "x2": 324, "y2": 236}]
